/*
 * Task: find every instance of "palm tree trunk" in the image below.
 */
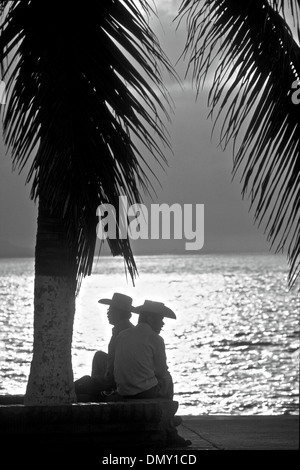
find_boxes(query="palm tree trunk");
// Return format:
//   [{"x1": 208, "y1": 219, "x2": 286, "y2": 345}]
[{"x1": 25, "y1": 198, "x2": 77, "y2": 405}]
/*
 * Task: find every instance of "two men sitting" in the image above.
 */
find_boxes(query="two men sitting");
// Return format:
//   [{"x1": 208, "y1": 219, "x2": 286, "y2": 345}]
[{"x1": 74, "y1": 292, "x2": 191, "y2": 448}]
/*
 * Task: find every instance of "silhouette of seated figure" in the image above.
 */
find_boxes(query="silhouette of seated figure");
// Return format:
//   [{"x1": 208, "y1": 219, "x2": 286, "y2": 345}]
[
  {"x1": 111, "y1": 300, "x2": 191, "y2": 448},
  {"x1": 74, "y1": 293, "x2": 135, "y2": 401}
]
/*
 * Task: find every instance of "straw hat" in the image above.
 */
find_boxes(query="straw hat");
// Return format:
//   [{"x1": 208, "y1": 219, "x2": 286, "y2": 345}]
[
  {"x1": 134, "y1": 300, "x2": 176, "y2": 319},
  {"x1": 98, "y1": 293, "x2": 136, "y2": 312}
]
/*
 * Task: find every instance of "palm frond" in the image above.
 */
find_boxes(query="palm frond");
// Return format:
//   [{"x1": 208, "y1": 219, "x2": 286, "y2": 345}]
[
  {"x1": 0, "y1": 0, "x2": 176, "y2": 289},
  {"x1": 178, "y1": 0, "x2": 300, "y2": 288},
  {"x1": 270, "y1": 0, "x2": 300, "y2": 43}
]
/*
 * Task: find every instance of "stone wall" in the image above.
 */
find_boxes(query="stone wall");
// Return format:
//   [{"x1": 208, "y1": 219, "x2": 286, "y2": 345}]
[{"x1": 0, "y1": 397, "x2": 178, "y2": 451}]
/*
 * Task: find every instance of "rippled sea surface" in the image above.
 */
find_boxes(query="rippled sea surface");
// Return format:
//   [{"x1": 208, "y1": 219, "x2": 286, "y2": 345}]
[{"x1": 0, "y1": 254, "x2": 299, "y2": 415}]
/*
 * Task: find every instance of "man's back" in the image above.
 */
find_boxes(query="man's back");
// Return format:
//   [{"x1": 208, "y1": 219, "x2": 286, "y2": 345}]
[{"x1": 114, "y1": 322, "x2": 168, "y2": 396}]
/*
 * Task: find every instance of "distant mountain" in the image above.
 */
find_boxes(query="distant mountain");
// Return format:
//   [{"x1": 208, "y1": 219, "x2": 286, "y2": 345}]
[{"x1": 0, "y1": 239, "x2": 34, "y2": 258}]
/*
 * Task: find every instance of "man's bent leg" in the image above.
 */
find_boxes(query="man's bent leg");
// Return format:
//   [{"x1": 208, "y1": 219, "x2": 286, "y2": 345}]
[
  {"x1": 157, "y1": 372, "x2": 174, "y2": 399},
  {"x1": 91, "y1": 350, "x2": 108, "y2": 379}
]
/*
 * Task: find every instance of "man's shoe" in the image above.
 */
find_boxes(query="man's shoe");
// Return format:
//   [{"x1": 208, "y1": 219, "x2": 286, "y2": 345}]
[{"x1": 167, "y1": 434, "x2": 192, "y2": 448}]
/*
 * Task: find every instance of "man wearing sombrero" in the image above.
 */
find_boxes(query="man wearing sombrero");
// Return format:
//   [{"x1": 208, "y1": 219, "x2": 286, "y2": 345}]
[
  {"x1": 113, "y1": 300, "x2": 175, "y2": 400},
  {"x1": 91, "y1": 292, "x2": 136, "y2": 388},
  {"x1": 74, "y1": 293, "x2": 135, "y2": 400},
  {"x1": 112, "y1": 300, "x2": 191, "y2": 447}
]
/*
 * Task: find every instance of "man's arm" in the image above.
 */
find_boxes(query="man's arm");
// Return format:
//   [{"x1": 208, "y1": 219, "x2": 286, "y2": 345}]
[
  {"x1": 153, "y1": 334, "x2": 173, "y2": 399},
  {"x1": 105, "y1": 334, "x2": 117, "y2": 383},
  {"x1": 153, "y1": 335, "x2": 169, "y2": 379}
]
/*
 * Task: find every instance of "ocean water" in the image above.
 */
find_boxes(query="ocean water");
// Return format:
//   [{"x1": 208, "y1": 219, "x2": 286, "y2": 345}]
[{"x1": 0, "y1": 254, "x2": 299, "y2": 415}]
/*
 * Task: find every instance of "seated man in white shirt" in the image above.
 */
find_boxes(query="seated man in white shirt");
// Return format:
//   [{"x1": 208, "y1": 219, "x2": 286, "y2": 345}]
[
  {"x1": 113, "y1": 300, "x2": 191, "y2": 447},
  {"x1": 113, "y1": 300, "x2": 173, "y2": 399}
]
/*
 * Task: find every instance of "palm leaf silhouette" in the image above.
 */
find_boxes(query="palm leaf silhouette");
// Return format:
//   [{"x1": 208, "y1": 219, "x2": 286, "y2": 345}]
[
  {"x1": 0, "y1": 0, "x2": 174, "y2": 288},
  {"x1": 178, "y1": 0, "x2": 300, "y2": 288}
]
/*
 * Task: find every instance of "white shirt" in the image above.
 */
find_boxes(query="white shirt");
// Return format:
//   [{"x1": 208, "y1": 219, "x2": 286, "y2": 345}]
[{"x1": 113, "y1": 322, "x2": 169, "y2": 396}]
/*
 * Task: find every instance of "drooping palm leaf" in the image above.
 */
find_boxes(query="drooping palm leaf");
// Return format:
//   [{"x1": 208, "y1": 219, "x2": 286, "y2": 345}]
[
  {"x1": 178, "y1": 0, "x2": 300, "y2": 288},
  {"x1": 0, "y1": 0, "x2": 175, "y2": 288}
]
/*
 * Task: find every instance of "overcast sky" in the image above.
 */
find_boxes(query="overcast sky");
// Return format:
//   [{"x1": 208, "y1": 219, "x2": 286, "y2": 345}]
[{"x1": 0, "y1": 0, "x2": 270, "y2": 255}]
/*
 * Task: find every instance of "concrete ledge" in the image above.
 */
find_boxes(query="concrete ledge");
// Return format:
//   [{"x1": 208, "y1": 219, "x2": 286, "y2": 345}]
[
  {"x1": 0, "y1": 394, "x2": 24, "y2": 405},
  {"x1": 0, "y1": 395, "x2": 178, "y2": 450}
]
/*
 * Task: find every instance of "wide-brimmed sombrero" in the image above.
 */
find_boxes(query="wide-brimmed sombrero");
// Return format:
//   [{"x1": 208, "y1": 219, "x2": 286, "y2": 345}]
[
  {"x1": 133, "y1": 300, "x2": 176, "y2": 319},
  {"x1": 98, "y1": 293, "x2": 136, "y2": 312}
]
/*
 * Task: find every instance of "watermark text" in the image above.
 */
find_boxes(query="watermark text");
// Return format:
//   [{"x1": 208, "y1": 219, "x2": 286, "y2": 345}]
[{"x1": 96, "y1": 196, "x2": 204, "y2": 251}]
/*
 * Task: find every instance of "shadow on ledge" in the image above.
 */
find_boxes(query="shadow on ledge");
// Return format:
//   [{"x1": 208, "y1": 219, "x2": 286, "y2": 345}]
[{"x1": 0, "y1": 394, "x2": 179, "y2": 452}]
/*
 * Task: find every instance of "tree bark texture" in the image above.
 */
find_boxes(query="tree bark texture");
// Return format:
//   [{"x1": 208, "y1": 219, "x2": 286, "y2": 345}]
[{"x1": 25, "y1": 199, "x2": 77, "y2": 405}]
